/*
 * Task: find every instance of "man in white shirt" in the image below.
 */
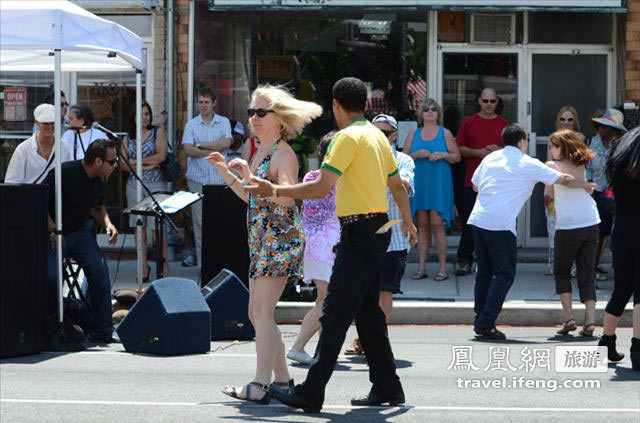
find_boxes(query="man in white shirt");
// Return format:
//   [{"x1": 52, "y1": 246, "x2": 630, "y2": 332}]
[
  {"x1": 5, "y1": 103, "x2": 72, "y2": 184},
  {"x1": 469, "y1": 124, "x2": 595, "y2": 339},
  {"x1": 182, "y1": 88, "x2": 232, "y2": 268}
]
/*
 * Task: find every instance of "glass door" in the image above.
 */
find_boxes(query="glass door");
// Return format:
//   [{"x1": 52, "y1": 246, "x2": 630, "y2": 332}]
[
  {"x1": 438, "y1": 49, "x2": 521, "y2": 246},
  {"x1": 525, "y1": 50, "x2": 610, "y2": 247}
]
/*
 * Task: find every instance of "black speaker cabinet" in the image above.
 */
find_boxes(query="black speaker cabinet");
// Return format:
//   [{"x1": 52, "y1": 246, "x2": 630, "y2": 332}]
[
  {"x1": 202, "y1": 269, "x2": 254, "y2": 341},
  {"x1": 201, "y1": 184, "x2": 249, "y2": 287},
  {"x1": 0, "y1": 184, "x2": 49, "y2": 358},
  {"x1": 117, "y1": 278, "x2": 211, "y2": 355}
]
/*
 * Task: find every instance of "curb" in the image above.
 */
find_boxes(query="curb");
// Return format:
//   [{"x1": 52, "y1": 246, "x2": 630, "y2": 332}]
[{"x1": 275, "y1": 300, "x2": 633, "y2": 327}]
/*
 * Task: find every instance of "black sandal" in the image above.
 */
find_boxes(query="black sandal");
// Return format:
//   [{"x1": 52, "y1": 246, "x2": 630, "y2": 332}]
[
  {"x1": 222, "y1": 381, "x2": 271, "y2": 405},
  {"x1": 579, "y1": 323, "x2": 596, "y2": 337},
  {"x1": 556, "y1": 318, "x2": 577, "y2": 335},
  {"x1": 269, "y1": 378, "x2": 294, "y2": 391}
]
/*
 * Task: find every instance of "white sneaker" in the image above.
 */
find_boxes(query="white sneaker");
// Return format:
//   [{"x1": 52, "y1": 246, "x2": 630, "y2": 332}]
[{"x1": 287, "y1": 348, "x2": 316, "y2": 365}]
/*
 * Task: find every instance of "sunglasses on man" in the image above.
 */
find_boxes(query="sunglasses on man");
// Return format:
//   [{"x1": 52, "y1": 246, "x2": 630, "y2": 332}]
[
  {"x1": 481, "y1": 99, "x2": 497, "y2": 104},
  {"x1": 247, "y1": 108, "x2": 276, "y2": 118},
  {"x1": 380, "y1": 129, "x2": 397, "y2": 137},
  {"x1": 103, "y1": 157, "x2": 118, "y2": 167}
]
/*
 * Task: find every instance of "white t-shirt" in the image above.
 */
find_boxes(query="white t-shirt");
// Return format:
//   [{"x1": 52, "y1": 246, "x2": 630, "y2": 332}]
[
  {"x1": 553, "y1": 167, "x2": 600, "y2": 230},
  {"x1": 62, "y1": 127, "x2": 105, "y2": 160},
  {"x1": 4, "y1": 134, "x2": 73, "y2": 184},
  {"x1": 468, "y1": 146, "x2": 562, "y2": 236}
]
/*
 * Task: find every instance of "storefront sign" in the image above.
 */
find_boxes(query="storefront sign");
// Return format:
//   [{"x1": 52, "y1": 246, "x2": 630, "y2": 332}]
[
  {"x1": 257, "y1": 55, "x2": 297, "y2": 80},
  {"x1": 3, "y1": 87, "x2": 27, "y2": 122},
  {"x1": 210, "y1": 0, "x2": 624, "y2": 8}
]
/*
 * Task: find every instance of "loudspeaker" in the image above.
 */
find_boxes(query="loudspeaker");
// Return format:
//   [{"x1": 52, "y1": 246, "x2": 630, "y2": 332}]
[
  {"x1": 117, "y1": 278, "x2": 211, "y2": 355},
  {"x1": 202, "y1": 269, "x2": 254, "y2": 341},
  {"x1": 0, "y1": 184, "x2": 48, "y2": 358},
  {"x1": 201, "y1": 185, "x2": 249, "y2": 287}
]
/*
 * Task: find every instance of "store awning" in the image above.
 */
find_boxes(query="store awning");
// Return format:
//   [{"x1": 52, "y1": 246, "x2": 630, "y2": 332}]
[{"x1": 208, "y1": 0, "x2": 627, "y2": 13}]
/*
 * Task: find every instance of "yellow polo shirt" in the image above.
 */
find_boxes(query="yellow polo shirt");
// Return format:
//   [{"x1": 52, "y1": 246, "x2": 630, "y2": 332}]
[{"x1": 321, "y1": 118, "x2": 398, "y2": 217}]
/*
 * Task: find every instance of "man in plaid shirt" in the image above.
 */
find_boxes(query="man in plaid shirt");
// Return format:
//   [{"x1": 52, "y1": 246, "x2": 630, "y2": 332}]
[{"x1": 344, "y1": 114, "x2": 415, "y2": 356}]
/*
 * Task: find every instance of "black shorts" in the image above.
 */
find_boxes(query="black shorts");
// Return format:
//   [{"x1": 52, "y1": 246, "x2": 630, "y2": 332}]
[
  {"x1": 593, "y1": 192, "x2": 614, "y2": 237},
  {"x1": 380, "y1": 250, "x2": 407, "y2": 294}
]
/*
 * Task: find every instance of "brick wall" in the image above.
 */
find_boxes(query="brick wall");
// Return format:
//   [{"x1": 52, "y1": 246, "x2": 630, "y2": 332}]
[{"x1": 627, "y1": 0, "x2": 640, "y2": 102}]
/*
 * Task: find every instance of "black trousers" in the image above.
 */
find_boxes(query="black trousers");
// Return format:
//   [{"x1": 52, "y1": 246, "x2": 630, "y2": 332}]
[
  {"x1": 457, "y1": 187, "x2": 478, "y2": 266},
  {"x1": 605, "y1": 212, "x2": 640, "y2": 316},
  {"x1": 553, "y1": 225, "x2": 598, "y2": 302},
  {"x1": 298, "y1": 214, "x2": 403, "y2": 406}
]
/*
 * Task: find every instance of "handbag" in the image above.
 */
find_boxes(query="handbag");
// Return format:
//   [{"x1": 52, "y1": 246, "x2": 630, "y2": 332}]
[{"x1": 158, "y1": 127, "x2": 182, "y2": 181}]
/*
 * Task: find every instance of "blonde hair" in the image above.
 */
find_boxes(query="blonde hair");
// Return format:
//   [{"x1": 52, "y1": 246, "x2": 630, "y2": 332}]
[
  {"x1": 250, "y1": 85, "x2": 323, "y2": 140},
  {"x1": 555, "y1": 106, "x2": 581, "y2": 132},
  {"x1": 416, "y1": 98, "x2": 442, "y2": 126}
]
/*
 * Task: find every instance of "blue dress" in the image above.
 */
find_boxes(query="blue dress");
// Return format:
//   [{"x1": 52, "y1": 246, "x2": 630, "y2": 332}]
[{"x1": 409, "y1": 126, "x2": 455, "y2": 227}]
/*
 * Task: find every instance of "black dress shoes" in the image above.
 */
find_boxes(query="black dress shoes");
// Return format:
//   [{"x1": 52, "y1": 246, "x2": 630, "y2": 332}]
[
  {"x1": 474, "y1": 327, "x2": 506, "y2": 340},
  {"x1": 270, "y1": 385, "x2": 321, "y2": 413},
  {"x1": 351, "y1": 392, "x2": 405, "y2": 406}
]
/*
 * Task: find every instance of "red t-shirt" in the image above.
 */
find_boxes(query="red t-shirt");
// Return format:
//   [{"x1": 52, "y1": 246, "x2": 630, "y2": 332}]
[{"x1": 456, "y1": 114, "x2": 509, "y2": 187}]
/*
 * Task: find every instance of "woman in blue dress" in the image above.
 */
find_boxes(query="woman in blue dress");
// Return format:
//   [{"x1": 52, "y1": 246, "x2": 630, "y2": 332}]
[{"x1": 403, "y1": 99, "x2": 460, "y2": 281}]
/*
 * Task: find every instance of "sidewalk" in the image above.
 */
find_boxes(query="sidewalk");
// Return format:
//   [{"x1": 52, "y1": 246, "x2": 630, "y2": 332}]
[{"x1": 105, "y1": 252, "x2": 632, "y2": 328}]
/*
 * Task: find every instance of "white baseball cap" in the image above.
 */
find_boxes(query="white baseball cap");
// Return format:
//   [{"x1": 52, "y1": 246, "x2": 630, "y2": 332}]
[{"x1": 34, "y1": 103, "x2": 56, "y2": 123}]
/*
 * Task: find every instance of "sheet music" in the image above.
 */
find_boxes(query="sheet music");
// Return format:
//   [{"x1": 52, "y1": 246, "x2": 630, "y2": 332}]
[{"x1": 159, "y1": 191, "x2": 201, "y2": 213}]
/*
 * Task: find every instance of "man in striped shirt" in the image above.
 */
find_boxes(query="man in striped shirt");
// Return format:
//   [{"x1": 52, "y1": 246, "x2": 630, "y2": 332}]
[{"x1": 182, "y1": 88, "x2": 232, "y2": 268}]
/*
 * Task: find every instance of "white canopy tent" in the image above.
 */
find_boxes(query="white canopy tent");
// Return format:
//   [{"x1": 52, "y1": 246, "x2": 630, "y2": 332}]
[{"x1": 0, "y1": 0, "x2": 146, "y2": 335}]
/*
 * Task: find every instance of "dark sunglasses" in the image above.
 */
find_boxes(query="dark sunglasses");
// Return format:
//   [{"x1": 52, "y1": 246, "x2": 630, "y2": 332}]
[
  {"x1": 381, "y1": 129, "x2": 397, "y2": 137},
  {"x1": 61, "y1": 102, "x2": 69, "y2": 107},
  {"x1": 559, "y1": 117, "x2": 574, "y2": 122},
  {"x1": 423, "y1": 107, "x2": 438, "y2": 112},
  {"x1": 103, "y1": 157, "x2": 118, "y2": 167},
  {"x1": 481, "y1": 99, "x2": 497, "y2": 104},
  {"x1": 247, "y1": 108, "x2": 275, "y2": 118}
]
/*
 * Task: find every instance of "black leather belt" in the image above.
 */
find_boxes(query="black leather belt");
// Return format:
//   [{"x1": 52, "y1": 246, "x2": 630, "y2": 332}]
[{"x1": 338, "y1": 212, "x2": 385, "y2": 226}]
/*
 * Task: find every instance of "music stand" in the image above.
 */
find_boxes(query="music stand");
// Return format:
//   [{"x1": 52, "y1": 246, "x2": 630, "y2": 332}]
[{"x1": 124, "y1": 191, "x2": 202, "y2": 284}]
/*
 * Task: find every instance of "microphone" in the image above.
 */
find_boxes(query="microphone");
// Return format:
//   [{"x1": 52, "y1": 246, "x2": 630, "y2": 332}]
[
  {"x1": 91, "y1": 122, "x2": 121, "y2": 141},
  {"x1": 64, "y1": 124, "x2": 92, "y2": 130}
]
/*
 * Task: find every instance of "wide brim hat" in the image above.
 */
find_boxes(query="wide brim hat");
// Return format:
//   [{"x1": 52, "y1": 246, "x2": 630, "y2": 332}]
[{"x1": 592, "y1": 108, "x2": 627, "y2": 133}]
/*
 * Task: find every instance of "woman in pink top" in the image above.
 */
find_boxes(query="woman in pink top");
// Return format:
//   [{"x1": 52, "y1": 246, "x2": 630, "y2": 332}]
[{"x1": 287, "y1": 132, "x2": 340, "y2": 365}]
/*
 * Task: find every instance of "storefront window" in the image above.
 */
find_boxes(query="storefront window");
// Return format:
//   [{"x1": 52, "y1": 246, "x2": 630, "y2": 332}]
[
  {"x1": 194, "y1": 5, "x2": 429, "y2": 144},
  {"x1": 0, "y1": 72, "x2": 54, "y2": 135}
]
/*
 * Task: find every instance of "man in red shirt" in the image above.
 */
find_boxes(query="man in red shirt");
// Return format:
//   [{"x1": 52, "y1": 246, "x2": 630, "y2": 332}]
[{"x1": 455, "y1": 88, "x2": 509, "y2": 276}]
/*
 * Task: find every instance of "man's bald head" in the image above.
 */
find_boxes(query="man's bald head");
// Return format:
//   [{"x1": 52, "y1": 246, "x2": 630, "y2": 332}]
[{"x1": 478, "y1": 88, "x2": 498, "y2": 117}]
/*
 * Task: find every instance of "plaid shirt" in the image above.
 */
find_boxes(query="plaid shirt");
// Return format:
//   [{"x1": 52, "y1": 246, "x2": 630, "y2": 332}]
[
  {"x1": 182, "y1": 113, "x2": 232, "y2": 185},
  {"x1": 387, "y1": 148, "x2": 415, "y2": 252}
]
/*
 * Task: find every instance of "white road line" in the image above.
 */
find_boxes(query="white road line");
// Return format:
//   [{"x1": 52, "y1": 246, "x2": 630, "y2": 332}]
[{"x1": 1, "y1": 399, "x2": 638, "y2": 413}]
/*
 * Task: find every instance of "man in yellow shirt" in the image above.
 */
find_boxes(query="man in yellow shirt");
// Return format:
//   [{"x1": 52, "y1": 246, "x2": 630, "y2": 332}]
[{"x1": 246, "y1": 77, "x2": 417, "y2": 413}]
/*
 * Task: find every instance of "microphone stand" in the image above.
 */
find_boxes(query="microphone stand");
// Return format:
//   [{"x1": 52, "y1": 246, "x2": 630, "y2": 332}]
[{"x1": 110, "y1": 133, "x2": 178, "y2": 281}]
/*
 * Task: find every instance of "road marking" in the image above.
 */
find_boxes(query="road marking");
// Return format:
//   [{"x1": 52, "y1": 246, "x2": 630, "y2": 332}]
[{"x1": 1, "y1": 399, "x2": 638, "y2": 413}]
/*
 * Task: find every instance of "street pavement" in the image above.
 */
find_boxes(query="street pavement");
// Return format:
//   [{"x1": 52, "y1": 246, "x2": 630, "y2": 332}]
[{"x1": 2, "y1": 326, "x2": 639, "y2": 422}]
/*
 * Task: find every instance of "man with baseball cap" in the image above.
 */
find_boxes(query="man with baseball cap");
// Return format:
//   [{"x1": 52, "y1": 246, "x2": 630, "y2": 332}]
[
  {"x1": 5, "y1": 103, "x2": 72, "y2": 184},
  {"x1": 344, "y1": 113, "x2": 415, "y2": 356}
]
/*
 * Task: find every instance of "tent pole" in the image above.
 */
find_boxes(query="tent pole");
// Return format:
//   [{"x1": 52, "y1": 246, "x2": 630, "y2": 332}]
[
  {"x1": 136, "y1": 69, "x2": 143, "y2": 292},
  {"x1": 167, "y1": 0, "x2": 174, "y2": 149},
  {"x1": 54, "y1": 49, "x2": 64, "y2": 326}
]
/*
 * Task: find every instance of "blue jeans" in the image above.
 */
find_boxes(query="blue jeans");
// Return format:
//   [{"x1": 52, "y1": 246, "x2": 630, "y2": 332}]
[
  {"x1": 47, "y1": 225, "x2": 113, "y2": 340},
  {"x1": 472, "y1": 226, "x2": 517, "y2": 331}
]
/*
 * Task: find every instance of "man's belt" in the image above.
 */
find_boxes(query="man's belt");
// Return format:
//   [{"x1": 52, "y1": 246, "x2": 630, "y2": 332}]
[{"x1": 338, "y1": 212, "x2": 386, "y2": 226}]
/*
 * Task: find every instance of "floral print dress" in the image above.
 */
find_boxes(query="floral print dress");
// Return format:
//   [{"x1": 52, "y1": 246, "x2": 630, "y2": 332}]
[{"x1": 247, "y1": 140, "x2": 304, "y2": 280}]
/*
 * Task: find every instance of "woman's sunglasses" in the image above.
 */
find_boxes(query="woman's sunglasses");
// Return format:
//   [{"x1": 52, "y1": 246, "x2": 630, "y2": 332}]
[
  {"x1": 559, "y1": 118, "x2": 574, "y2": 122},
  {"x1": 423, "y1": 107, "x2": 438, "y2": 113},
  {"x1": 247, "y1": 108, "x2": 275, "y2": 118}
]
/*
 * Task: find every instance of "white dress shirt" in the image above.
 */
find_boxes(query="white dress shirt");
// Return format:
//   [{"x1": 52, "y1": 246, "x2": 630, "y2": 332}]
[
  {"x1": 468, "y1": 146, "x2": 562, "y2": 236},
  {"x1": 4, "y1": 134, "x2": 73, "y2": 184}
]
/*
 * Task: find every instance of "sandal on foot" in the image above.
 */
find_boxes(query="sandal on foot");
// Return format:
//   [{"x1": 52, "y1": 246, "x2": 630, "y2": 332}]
[
  {"x1": 579, "y1": 323, "x2": 596, "y2": 337},
  {"x1": 344, "y1": 338, "x2": 363, "y2": 355},
  {"x1": 222, "y1": 381, "x2": 271, "y2": 405},
  {"x1": 434, "y1": 271, "x2": 449, "y2": 281},
  {"x1": 411, "y1": 270, "x2": 428, "y2": 280},
  {"x1": 269, "y1": 378, "x2": 294, "y2": 390},
  {"x1": 556, "y1": 318, "x2": 577, "y2": 335}
]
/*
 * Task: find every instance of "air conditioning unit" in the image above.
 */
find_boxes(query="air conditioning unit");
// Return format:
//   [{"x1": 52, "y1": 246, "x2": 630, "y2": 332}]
[{"x1": 470, "y1": 14, "x2": 515, "y2": 44}]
